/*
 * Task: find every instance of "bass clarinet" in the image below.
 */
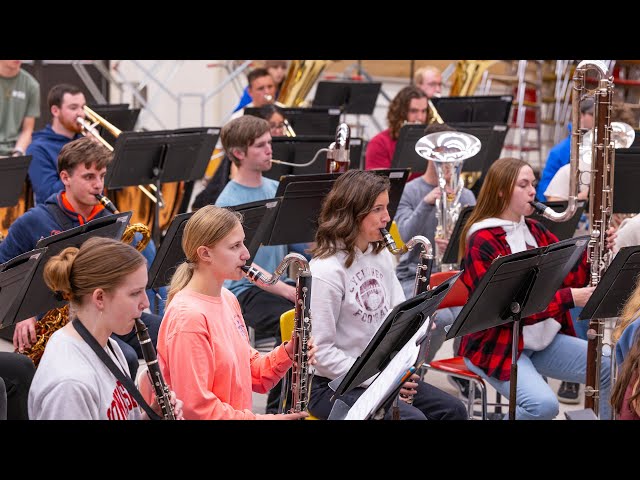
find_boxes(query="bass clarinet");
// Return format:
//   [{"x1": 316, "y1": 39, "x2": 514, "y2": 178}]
[
  {"x1": 134, "y1": 318, "x2": 175, "y2": 420},
  {"x1": 241, "y1": 253, "x2": 313, "y2": 413},
  {"x1": 380, "y1": 228, "x2": 434, "y2": 295}
]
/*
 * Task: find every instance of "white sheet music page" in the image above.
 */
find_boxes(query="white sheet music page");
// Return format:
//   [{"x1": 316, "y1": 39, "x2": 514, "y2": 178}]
[{"x1": 344, "y1": 315, "x2": 431, "y2": 420}]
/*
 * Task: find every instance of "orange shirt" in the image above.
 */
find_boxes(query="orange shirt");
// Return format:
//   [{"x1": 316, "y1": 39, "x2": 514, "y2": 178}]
[{"x1": 157, "y1": 288, "x2": 292, "y2": 420}]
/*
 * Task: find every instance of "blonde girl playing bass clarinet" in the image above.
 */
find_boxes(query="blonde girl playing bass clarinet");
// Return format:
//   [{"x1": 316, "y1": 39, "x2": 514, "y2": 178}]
[
  {"x1": 28, "y1": 237, "x2": 184, "y2": 420},
  {"x1": 156, "y1": 205, "x2": 318, "y2": 420}
]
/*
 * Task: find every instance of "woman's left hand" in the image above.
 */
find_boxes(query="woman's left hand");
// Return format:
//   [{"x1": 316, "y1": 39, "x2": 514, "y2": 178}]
[{"x1": 285, "y1": 334, "x2": 318, "y2": 367}]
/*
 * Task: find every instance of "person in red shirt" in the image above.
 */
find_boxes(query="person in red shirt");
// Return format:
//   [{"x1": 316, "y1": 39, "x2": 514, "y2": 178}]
[
  {"x1": 457, "y1": 156, "x2": 613, "y2": 420},
  {"x1": 364, "y1": 85, "x2": 428, "y2": 181}
]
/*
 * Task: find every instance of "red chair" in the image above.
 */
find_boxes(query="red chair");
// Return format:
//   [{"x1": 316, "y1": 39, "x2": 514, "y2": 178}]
[{"x1": 425, "y1": 270, "x2": 506, "y2": 420}]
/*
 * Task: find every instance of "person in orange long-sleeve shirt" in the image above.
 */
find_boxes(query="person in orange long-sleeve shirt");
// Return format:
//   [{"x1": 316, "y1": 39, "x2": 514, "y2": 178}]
[{"x1": 156, "y1": 205, "x2": 317, "y2": 419}]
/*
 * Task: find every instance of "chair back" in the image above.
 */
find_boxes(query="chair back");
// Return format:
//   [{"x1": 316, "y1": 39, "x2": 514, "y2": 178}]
[
  {"x1": 280, "y1": 308, "x2": 296, "y2": 343},
  {"x1": 429, "y1": 270, "x2": 468, "y2": 309}
]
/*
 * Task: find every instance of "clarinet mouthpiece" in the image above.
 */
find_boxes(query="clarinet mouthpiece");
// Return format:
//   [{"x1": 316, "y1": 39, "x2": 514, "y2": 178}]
[{"x1": 240, "y1": 265, "x2": 250, "y2": 273}]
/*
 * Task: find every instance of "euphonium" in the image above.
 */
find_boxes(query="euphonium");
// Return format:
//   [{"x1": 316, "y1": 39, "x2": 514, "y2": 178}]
[
  {"x1": 241, "y1": 253, "x2": 312, "y2": 413},
  {"x1": 380, "y1": 228, "x2": 433, "y2": 296},
  {"x1": 20, "y1": 194, "x2": 152, "y2": 366},
  {"x1": 414, "y1": 130, "x2": 481, "y2": 271},
  {"x1": 529, "y1": 60, "x2": 628, "y2": 416},
  {"x1": 134, "y1": 317, "x2": 175, "y2": 419}
]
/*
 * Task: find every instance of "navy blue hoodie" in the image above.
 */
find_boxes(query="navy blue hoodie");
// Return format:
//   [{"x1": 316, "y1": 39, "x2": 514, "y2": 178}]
[{"x1": 26, "y1": 125, "x2": 81, "y2": 205}]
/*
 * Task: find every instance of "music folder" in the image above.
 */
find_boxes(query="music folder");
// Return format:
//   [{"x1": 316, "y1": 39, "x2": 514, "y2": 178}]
[
  {"x1": 0, "y1": 248, "x2": 47, "y2": 330},
  {"x1": 328, "y1": 271, "x2": 463, "y2": 420},
  {"x1": 269, "y1": 169, "x2": 409, "y2": 246},
  {"x1": 147, "y1": 198, "x2": 282, "y2": 290},
  {"x1": 0, "y1": 154, "x2": 32, "y2": 207},
  {"x1": 8, "y1": 211, "x2": 131, "y2": 325}
]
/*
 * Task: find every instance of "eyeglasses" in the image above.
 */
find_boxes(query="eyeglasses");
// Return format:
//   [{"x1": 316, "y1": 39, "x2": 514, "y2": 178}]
[{"x1": 270, "y1": 123, "x2": 285, "y2": 129}]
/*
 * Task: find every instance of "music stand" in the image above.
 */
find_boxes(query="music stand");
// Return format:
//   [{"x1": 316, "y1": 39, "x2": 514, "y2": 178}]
[
  {"x1": 579, "y1": 245, "x2": 640, "y2": 321},
  {"x1": 147, "y1": 198, "x2": 282, "y2": 290},
  {"x1": 244, "y1": 106, "x2": 341, "y2": 136},
  {"x1": 4, "y1": 211, "x2": 131, "y2": 329},
  {"x1": 269, "y1": 169, "x2": 409, "y2": 245},
  {"x1": 0, "y1": 155, "x2": 32, "y2": 207},
  {"x1": 446, "y1": 235, "x2": 589, "y2": 419},
  {"x1": 0, "y1": 248, "x2": 47, "y2": 330},
  {"x1": 267, "y1": 135, "x2": 363, "y2": 180},
  {"x1": 441, "y1": 202, "x2": 587, "y2": 266},
  {"x1": 105, "y1": 127, "x2": 219, "y2": 245},
  {"x1": 312, "y1": 80, "x2": 382, "y2": 115},
  {"x1": 390, "y1": 122, "x2": 508, "y2": 181},
  {"x1": 612, "y1": 148, "x2": 640, "y2": 213},
  {"x1": 328, "y1": 271, "x2": 463, "y2": 420},
  {"x1": 431, "y1": 95, "x2": 513, "y2": 123}
]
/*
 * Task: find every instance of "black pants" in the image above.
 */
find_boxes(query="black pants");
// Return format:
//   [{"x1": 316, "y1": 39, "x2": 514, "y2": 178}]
[
  {"x1": 308, "y1": 375, "x2": 468, "y2": 420},
  {"x1": 111, "y1": 311, "x2": 162, "y2": 380},
  {"x1": 0, "y1": 352, "x2": 35, "y2": 420},
  {"x1": 237, "y1": 286, "x2": 294, "y2": 414}
]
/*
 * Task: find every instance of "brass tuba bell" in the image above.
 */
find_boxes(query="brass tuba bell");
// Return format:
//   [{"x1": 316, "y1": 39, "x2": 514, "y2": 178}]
[{"x1": 277, "y1": 60, "x2": 331, "y2": 107}]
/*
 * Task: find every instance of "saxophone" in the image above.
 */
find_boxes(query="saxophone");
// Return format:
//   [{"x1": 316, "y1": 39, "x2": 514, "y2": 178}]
[
  {"x1": 134, "y1": 317, "x2": 175, "y2": 419},
  {"x1": 530, "y1": 60, "x2": 619, "y2": 415},
  {"x1": 241, "y1": 253, "x2": 312, "y2": 413},
  {"x1": 380, "y1": 228, "x2": 433, "y2": 296},
  {"x1": 20, "y1": 193, "x2": 152, "y2": 366}
]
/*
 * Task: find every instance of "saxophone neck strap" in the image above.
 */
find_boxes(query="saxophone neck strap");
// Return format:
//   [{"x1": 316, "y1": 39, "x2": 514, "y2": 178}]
[{"x1": 71, "y1": 317, "x2": 162, "y2": 420}]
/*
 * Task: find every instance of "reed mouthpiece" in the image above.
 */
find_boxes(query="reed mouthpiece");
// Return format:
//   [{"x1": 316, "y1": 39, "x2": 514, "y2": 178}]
[{"x1": 241, "y1": 265, "x2": 250, "y2": 273}]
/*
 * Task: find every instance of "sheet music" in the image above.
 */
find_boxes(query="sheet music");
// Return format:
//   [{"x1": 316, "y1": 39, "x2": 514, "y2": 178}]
[{"x1": 344, "y1": 316, "x2": 431, "y2": 420}]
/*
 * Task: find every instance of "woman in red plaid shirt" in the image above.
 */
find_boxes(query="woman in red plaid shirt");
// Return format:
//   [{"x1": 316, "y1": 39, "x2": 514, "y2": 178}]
[{"x1": 456, "y1": 157, "x2": 612, "y2": 420}]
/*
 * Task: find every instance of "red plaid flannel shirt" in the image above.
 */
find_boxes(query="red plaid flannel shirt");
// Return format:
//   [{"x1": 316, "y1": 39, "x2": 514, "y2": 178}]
[{"x1": 458, "y1": 218, "x2": 589, "y2": 380}]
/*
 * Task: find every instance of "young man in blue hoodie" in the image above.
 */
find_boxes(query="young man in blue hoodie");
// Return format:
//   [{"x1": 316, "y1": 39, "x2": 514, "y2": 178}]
[
  {"x1": 0, "y1": 137, "x2": 162, "y2": 380},
  {"x1": 26, "y1": 84, "x2": 85, "y2": 205}
]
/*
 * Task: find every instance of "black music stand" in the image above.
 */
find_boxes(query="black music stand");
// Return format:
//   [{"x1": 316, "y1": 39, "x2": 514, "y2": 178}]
[
  {"x1": 0, "y1": 155, "x2": 32, "y2": 207},
  {"x1": 328, "y1": 271, "x2": 463, "y2": 420},
  {"x1": 269, "y1": 169, "x2": 409, "y2": 245},
  {"x1": 445, "y1": 235, "x2": 589, "y2": 419},
  {"x1": 267, "y1": 135, "x2": 363, "y2": 180},
  {"x1": 441, "y1": 202, "x2": 587, "y2": 266},
  {"x1": 390, "y1": 122, "x2": 508, "y2": 184},
  {"x1": 312, "y1": 80, "x2": 382, "y2": 115},
  {"x1": 431, "y1": 95, "x2": 513, "y2": 123},
  {"x1": 244, "y1": 106, "x2": 341, "y2": 136},
  {"x1": 105, "y1": 127, "x2": 219, "y2": 245},
  {"x1": 147, "y1": 198, "x2": 282, "y2": 290},
  {"x1": 3, "y1": 212, "x2": 131, "y2": 333},
  {"x1": 0, "y1": 248, "x2": 47, "y2": 330},
  {"x1": 579, "y1": 245, "x2": 640, "y2": 322},
  {"x1": 612, "y1": 148, "x2": 640, "y2": 213}
]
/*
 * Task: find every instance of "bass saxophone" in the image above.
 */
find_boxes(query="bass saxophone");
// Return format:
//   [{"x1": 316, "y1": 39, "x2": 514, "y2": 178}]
[
  {"x1": 134, "y1": 317, "x2": 175, "y2": 420},
  {"x1": 530, "y1": 60, "x2": 620, "y2": 416},
  {"x1": 380, "y1": 228, "x2": 433, "y2": 296},
  {"x1": 241, "y1": 253, "x2": 312, "y2": 413}
]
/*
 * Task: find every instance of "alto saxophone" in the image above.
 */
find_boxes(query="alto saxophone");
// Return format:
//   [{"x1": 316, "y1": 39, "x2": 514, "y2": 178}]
[
  {"x1": 134, "y1": 317, "x2": 175, "y2": 420},
  {"x1": 241, "y1": 253, "x2": 312, "y2": 413},
  {"x1": 380, "y1": 228, "x2": 434, "y2": 296}
]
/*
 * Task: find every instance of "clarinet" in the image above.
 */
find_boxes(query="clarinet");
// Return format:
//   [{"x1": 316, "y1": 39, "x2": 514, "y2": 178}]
[
  {"x1": 134, "y1": 318, "x2": 175, "y2": 420},
  {"x1": 241, "y1": 253, "x2": 313, "y2": 413},
  {"x1": 380, "y1": 228, "x2": 434, "y2": 295},
  {"x1": 95, "y1": 193, "x2": 119, "y2": 214}
]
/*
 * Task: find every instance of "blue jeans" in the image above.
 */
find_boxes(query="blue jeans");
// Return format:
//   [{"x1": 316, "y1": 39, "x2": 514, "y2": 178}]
[{"x1": 463, "y1": 332, "x2": 611, "y2": 420}]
